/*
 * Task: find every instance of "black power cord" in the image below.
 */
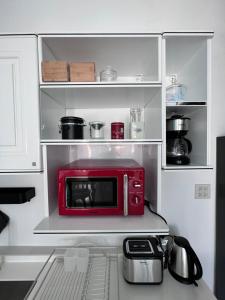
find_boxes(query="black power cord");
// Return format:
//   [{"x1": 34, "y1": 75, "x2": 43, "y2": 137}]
[
  {"x1": 144, "y1": 200, "x2": 168, "y2": 224},
  {"x1": 144, "y1": 200, "x2": 169, "y2": 269}
]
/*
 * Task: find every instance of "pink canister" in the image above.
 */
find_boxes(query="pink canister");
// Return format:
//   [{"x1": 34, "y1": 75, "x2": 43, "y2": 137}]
[{"x1": 111, "y1": 122, "x2": 124, "y2": 139}]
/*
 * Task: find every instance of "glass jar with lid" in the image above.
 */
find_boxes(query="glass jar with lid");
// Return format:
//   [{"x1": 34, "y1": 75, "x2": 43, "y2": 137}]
[
  {"x1": 166, "y1": 75, "x2": 186, "y2": 105},
  {"x1": 100, "y1": 66, "x2": 117, "y2": 82},
  {"x1": 89, "y1": 121, "x2": 105, "y2": 139}
]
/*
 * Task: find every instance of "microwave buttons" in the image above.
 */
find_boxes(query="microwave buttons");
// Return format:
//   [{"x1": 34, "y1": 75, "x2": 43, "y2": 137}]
[
  {"x1": 131, "y1": 195, "x2": 141, "y2": 206},
  {"x1": 133, "y1": 181, "x2": 142, "y2": 188}
]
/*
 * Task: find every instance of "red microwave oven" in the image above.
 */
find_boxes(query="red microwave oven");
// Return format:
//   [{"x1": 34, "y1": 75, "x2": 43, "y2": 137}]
[{"x1": 58, "y1": 159, "x2": 145, "y2": 216}]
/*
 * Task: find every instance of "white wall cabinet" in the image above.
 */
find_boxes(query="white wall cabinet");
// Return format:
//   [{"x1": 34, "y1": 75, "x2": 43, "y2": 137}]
[
  {"x1": 38, "y1": 34, "x2": 162, "y2": 142},
  {"x1": 32, "y1": 32, "x2": 213, "y2": 234},
  {"x1": 162, "y1": 33, "x2": 213, "y2": 169},
  {"x1": 34, "y1": 34, "x2": 165, "y2": 233},
  {"x1": 38, "y1": 33, "x2": 213, "y2": 168},
  {"x1": 0, "y1": 36, "x2": 41, "y2": 171}
]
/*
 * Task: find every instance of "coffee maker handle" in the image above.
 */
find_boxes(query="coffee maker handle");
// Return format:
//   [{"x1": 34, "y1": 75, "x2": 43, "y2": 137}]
[
  {"x1": 185, "y1": 244, "x2": 203, "y2": 282},
  {"x1": 184, "y1": 138, "x2": 192, "y2": 154}
]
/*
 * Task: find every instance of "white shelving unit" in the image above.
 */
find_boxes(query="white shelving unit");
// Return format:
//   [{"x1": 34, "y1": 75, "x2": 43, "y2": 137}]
[
  {"x1": 38, "y1": 34, "x2": 162, "y2": 142},
  {"x1": 37, "y1": 33, "x2": 164, "y2": 234},
  {"x1": 35, "y1": 32, "x2": 213, "y2": 235},
  {"x1": 41, "y1": 142, "x2": 162, "y2": 223},
  {"x1": 40, "y1": 84, "x2": 162, "y2": 141},
  {"x1": 38, "y1": 34, "x2": 162, "y2": 84},
  {"x1": 162, "y1": 32, "x2": 213, "y2": 168}
]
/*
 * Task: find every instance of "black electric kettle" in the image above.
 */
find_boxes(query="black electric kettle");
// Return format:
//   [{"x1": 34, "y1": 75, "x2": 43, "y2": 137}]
[{"x1": 168, "y1": 236, "x2": 203, "y2": 285}]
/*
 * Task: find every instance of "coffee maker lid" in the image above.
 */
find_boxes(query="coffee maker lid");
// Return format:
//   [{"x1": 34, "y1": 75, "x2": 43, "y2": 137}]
[{"x1": 167, "y1": 114, "x2": 190, "y2": 121}]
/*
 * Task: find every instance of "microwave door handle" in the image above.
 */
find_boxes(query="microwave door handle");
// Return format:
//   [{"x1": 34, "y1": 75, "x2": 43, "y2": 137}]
[{"x1": 123, "y1": 174, "x2": 128, "y2": 216}]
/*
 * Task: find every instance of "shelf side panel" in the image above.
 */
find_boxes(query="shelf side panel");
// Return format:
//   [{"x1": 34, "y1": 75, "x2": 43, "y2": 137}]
[
  {"x1": 40, "y1": 91, "x2": 65, "y2": 140},
  {"x1": 143, "y1": 144, "x2": 159, "y2": 211},
  {"x1": 186, "y1": 108, "x2": 207, "y2": 165},
  {"x1": 45, "y1": 145, "x2": 70, "y2": 215},
  {"x1": 144, "y1": 88, "x2": 162, "y2": 139}
]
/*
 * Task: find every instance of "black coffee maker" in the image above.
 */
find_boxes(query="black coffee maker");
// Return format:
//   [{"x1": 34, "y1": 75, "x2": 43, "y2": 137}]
[{"x1": 166, "y1": 115, "x2": 192, "y2": 165}]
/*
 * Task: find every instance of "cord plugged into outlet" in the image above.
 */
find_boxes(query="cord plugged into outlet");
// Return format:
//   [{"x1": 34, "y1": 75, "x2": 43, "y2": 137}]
[{"x1": 195, "y1": 184, "x2": 211, "y2": 199}]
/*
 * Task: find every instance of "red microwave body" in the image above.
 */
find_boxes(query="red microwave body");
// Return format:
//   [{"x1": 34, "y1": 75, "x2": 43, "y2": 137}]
[{"x1": 58, "y1": 159, "x2": 145, "y2": 216}]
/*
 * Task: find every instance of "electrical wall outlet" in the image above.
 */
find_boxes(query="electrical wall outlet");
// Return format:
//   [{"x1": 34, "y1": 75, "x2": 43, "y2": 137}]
[{"x1": 195, "y1": 184, "x2": 211, "y2": 199}]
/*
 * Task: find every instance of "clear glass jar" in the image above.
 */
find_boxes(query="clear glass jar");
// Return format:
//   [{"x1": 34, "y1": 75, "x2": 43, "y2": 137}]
[
  {"x1": 89, "y1": 121, "x2": 105, "y2": 139},
  {"x1": 100, "y1": 66, "x2": 117, "y2": 82},
  {"x1": 130, "y1": 107, "x2": 144, "y2": 139},
  {"x1": 166, "y1": 75, "x2": 186, "y2": 104}
]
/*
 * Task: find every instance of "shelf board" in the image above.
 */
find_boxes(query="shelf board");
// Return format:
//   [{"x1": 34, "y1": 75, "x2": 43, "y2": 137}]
[
  {"x1": 166, "y1": 104, "x2": 207, "y2": 107},
  {"x1": 162, "y1": 164, "x2": 213, "y2": 170},
  {"x1": 41, "y1": 139, "x2": 162, "y2": 145},
  {"x1": 33, "y1": 207, "x2": 169, "y2": 234},
  {"x1": 166, "y1": 104, "x2": 207, "y2": 115},
  {"x1": 39, "y1": 33, "x2": 161, "y2": 37},
  {"x1": 40, "y1": 81, "x2": 162, "y2": 88},
  {"x1": 163, "y1": 32, "x2": 214, "y2": 37}
]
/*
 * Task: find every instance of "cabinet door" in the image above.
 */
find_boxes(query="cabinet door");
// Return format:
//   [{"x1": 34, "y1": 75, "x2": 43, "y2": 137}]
[{"x1": 0, "y1": 36, "x2": 41, "y2": 171}]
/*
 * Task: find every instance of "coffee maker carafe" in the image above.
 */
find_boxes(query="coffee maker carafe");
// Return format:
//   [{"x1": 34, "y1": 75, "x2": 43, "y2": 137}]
[{"x1": 166, "y1": 115, "x2": 192, "y2": 165}]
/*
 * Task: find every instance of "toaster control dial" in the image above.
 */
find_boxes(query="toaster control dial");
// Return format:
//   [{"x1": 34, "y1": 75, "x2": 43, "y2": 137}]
[{"x1": 132, "y1": 195, "x2": 141, "y2": 206}]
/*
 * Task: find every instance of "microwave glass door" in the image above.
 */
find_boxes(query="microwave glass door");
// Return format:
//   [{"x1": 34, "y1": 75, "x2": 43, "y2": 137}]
[{"x1": 65, "y1": 177, "x2": 118, "y2": 208}]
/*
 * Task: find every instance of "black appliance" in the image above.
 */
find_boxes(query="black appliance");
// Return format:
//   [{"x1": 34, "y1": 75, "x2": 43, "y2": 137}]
[
  {"x1": 166, "y1": 115, "x2": 192, "y2": 165},
  {"x1": 215, "y1": 136, "x2": 225, "y2": 299},
  {"x1": 0, "y1": 210, "x2": 9, "y2": 233},
  {"x1": 0, "y1": 187, "x2": 35, "y2": 204}
]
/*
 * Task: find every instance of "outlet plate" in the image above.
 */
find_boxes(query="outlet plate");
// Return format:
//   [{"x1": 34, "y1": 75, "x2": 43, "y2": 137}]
[{"x1": 195, "y1": 184, "x2": 211, "y2": 199}]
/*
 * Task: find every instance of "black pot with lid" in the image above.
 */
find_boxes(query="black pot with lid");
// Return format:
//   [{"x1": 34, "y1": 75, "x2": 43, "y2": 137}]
[{"x1": 59, "y1": 116, "x2": 86, "y2": 139}]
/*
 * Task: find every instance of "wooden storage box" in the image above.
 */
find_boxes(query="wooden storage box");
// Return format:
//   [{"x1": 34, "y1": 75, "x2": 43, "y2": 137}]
[
  {"x1": 42, "y1": 61, "x2": 69, "y2": 82},
  {"x1": 69, "y1": 62, "x2": 95, "y2": 82}
]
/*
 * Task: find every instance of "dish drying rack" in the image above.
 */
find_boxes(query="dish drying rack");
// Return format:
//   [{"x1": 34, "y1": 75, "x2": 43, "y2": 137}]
[{"x1": 26, "y1": 247, "x2": 120, "y2": 300}]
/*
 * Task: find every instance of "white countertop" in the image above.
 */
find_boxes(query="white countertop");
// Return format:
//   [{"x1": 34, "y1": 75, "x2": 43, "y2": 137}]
[
  {"x1": 0, "y1": 247, "x2": 216, "y2": 300},
  {"x1": 119, "y1": 270, "x2": 217, "y2": 300},
  {"x1": 0, "y1": 255, "x2": 48, "y2": 281}
]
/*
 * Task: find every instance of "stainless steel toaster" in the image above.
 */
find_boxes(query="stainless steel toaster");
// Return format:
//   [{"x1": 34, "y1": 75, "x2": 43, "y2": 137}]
[{"x1": 123, "y1": 237, "x2": 164, "y2": 284}]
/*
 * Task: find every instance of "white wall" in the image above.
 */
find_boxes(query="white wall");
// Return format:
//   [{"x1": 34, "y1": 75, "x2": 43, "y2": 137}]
[
  {"x1": 0, "y1": 174, "x2": 45, "y2": 245},
  {"x1": 0, "y1": 0, "x2": 220, "y2": 33},
  {"x1": 161, "y1": 170, "x2": 215, "y2": 289},
  {"x1": 0, "y1": 0, "x2": 225, "y2": 291}
]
